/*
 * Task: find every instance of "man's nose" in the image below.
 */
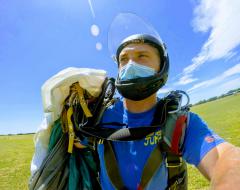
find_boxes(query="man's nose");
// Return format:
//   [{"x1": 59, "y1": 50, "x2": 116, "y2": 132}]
[{"x1": 127, "y1": 54, "x2": 137, "y2": 63}]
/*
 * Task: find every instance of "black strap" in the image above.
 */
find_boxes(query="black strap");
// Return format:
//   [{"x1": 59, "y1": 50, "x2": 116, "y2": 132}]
[
  {"x1": 78, "y1": 124, "x2": 162, "y2": 141},
  {"x1": 166, "y1": 152, "x2": 187, "y2": 190},
  {"x1": 77, "y1": 98, "x2": 169, "y2": 141},
  {"x1": 104, "y1": 144, "x2": 187, "y2": 190},
  {"x1": 151, "y1": 98, "x2": 168, "y2": 126},
  {"x1": 104, "y1": 141, "x2": 165, "y2": 190},
  {"x1": 139, "y1": 145, "x2": 163, "y2": 189},
  {"x1": 167, "y1": 170, "x2": 186, "y2": 190},
  {"x1": 104, "y1": 141, "x2": 127, "y2": 190}
]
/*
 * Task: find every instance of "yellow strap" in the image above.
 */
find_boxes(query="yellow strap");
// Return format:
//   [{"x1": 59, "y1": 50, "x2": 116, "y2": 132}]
[
  {"x1": 74, "y1": 83, "x2": 93, "y2": 118},
  {"x1": 67, "y1": 106, "x2": 75, "y2": 153}
]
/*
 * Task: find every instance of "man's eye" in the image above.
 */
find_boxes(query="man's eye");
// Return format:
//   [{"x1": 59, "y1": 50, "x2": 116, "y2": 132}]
[{"x1": 139, "y1": 54, "x2": 148, "y2": 58}]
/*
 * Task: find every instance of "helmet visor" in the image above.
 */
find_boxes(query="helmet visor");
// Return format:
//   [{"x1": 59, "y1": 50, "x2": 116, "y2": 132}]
[{"x1": 108, "y1": 13, "x2": 163, "y2": 62}]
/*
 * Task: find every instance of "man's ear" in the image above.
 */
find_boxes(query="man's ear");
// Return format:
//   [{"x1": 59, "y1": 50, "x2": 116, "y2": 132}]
[{"x1": 112, "y1": 55, "x2": 118, "y2": 65}]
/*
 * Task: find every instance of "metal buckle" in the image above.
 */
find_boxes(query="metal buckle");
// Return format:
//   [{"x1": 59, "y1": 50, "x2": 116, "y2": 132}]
[
  {"x1": 165, "y1": 157, "x2": 183, "y2": 168},
  {"x1": 167, "y1": 90, "x2": 190, "y2": 114}
]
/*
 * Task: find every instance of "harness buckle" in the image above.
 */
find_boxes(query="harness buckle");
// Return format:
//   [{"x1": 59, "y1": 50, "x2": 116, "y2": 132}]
[{"x1": 165, "y1": 156, "x2": 182, "y2": 168}]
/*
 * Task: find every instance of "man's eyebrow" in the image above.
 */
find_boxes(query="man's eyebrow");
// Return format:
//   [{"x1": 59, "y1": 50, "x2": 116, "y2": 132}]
[
  {"x1": 119, "y1": 49, "x2": 152, "y2": 59},
  {"x1": 137, "y1": 50, "x2": 150, "y2": 54}
]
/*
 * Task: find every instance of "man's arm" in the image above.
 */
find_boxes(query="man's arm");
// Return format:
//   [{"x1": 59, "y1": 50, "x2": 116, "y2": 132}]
[{"x1": 198, "y1": 142, "x2": 240, "y2": 189}]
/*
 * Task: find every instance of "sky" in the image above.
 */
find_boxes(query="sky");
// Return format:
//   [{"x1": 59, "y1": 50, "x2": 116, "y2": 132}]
[{"x1": 0, "y1": 0, "x2": 240, "y2": 134}]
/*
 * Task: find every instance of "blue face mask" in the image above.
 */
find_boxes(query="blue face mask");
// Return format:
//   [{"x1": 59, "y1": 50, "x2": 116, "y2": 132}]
[{"x1": 119, "y1": 61, "x2": 156, "y2": 81}]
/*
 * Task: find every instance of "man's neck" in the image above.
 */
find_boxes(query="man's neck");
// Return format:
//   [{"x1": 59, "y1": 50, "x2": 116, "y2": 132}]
[{"x1": 123, "y1": 93, "x2": 157, "y2": 113}]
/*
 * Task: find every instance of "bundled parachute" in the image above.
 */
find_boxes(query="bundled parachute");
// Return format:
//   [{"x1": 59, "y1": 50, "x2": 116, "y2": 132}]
[{"x1": 29, "y1": 67, "x2": 114, "y2": 190}]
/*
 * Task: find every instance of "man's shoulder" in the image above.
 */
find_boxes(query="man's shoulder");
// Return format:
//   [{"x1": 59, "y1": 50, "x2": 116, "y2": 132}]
[{"x1": 187, "y1": 112, "x2": 207, "y2": 128}]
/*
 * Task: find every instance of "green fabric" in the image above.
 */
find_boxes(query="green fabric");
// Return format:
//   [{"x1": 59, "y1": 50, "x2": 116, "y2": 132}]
[
  {"x1": 69, "y1": 149, "x2": 99, "y2": 190},
  {"x1": 48, "y1": 119, "x2": 63, "y2": 151},
  {"x1": 29, "y1": 134, "x2": 69, "y2": 190},
  {"x1": 45, "y1": 118, "x2": 99, "y2": 190},
  {"x1": 69, "y1": 152, "x2": 80, "y2": 190}
]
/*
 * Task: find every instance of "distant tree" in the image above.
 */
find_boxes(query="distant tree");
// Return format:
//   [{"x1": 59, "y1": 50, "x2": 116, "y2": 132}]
[
  {"x1": 227, "y1": 89, "x2": 235, "y2": 94},
  {"x1": 208, "y1": 96, "x2": 218, "y2": 102}
]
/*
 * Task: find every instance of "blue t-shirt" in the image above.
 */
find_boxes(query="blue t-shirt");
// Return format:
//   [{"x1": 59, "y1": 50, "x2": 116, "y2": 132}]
[{"x1": 97, "y1": 99, "x2": 225, "y2": 190}]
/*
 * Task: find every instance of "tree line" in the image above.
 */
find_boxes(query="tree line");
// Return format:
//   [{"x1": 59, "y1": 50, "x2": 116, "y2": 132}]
[{"x1": 194, "y1": 87, "x2": 240, "y2": 106}]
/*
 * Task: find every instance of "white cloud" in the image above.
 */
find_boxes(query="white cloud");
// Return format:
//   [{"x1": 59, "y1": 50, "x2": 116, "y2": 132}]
[
  {"x1": 193, "y1": 0, "x2": 240, "y2": 60},
  {"x1": 183, "y1": 54, "x2": 208, "y2": 74},
  {"x1": 157, "y1": 87, "x2": 173, "y2": 95},
  {"x1": 177, "y1": 0, "x2": 240, "y2": 85},
  {"x1": 188, "y1": 63, "x2": 240, "y2": 92},
  {"x1": 189, "y1": 76, "x2": 240, "y2": 104},
  {"x1": 176, "y1": 74, "x2": 198, "y2": 85},
  {"x1": 220, "y1": 77, "x2": 240, "y2": 91},
  {"x1": 224, "y1": 64, "x2": 240, "y2": 77}
]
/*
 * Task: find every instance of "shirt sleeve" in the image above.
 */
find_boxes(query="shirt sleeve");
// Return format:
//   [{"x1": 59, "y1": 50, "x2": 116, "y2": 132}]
[{"x1": 182, "y1": 112, "x2": 225, "y2": 166}]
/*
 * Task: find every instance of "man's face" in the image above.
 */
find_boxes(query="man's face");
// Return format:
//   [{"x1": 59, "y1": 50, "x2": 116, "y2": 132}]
[{"x1": 118, "y1": 43, "x2": 161, "y2": 72}]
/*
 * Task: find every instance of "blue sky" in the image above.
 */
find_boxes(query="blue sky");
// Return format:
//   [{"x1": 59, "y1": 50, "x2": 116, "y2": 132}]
[{"x1": 1, "y1": 0, "x2": 240, "y2": 134}]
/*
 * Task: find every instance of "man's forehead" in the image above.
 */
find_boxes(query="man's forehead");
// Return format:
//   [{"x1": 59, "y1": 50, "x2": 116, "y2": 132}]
[{"x1": 120, "y1": 43, "x2": 157, "y2": 55}]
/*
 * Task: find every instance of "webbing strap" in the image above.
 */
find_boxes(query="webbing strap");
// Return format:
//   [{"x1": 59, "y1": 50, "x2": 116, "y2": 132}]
[
  {"x1": 102, "y1": 131, "x2": 187, "y2": 189},
  {"x1": 79, "y1": 124, "x2": 162, "y2": 141},
  {"x1": 171, "y1": 115, "x2": 187, "y2": 154},
  {"x1": 67, "y1": 107, "x2": 75, "y2": 153},
  {"x1": 168, "y1": 170, "x2": 186, "y2": 190},
  {"x1": 74, "y1": 83, "x2": 93, "y2": 118},
  {"x1": 104, "y1": 141, "x2": 164, "y2": 190},
  {"x1": 104, "y1": 141, "x2": 127, "y2": 190},
  {"x1": 139, "y1": 145, "x2": 163, "y2": 189},
  {"x1": 166, "y1": 152, "x2": 187, "y2": 190}
]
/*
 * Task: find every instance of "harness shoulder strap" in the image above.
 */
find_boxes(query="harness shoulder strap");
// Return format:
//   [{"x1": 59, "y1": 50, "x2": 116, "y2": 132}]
[
  {"x1": 162, "y1": 111, "x2": 189, "y2": 190},
  {"x1": 139, "y1": 145, "x2": 163, "y2": 189},
  {"x1": 103, "y1": 140, "x2": 127, "y2": 190},
  {"x1": 161, "y1": 111, "x2": 189, "y2": 155},
  {"x1": 152, "y1": 94, "x2": 189, "y2": 190},
  {"x1": 103, "y1": 140, "x2": 164, "y2": 190},
  {"x1": 165, "y1": 152, "x2": 188, "y2": 190}
]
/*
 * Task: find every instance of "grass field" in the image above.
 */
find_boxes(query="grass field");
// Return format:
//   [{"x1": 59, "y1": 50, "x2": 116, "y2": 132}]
[
  {"x1": 0, "y1": 134, "x2": 34, "y2": 190},
  {"x1": 0, "y1": 94, "x2": 239, "y2": 190},
  {"x1": 188, "y1": 93, "x2": 240, "y2": 190}
]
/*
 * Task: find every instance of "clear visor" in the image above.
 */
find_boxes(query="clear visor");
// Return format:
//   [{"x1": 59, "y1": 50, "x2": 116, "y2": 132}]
[{"x1": 108, "y1": 12, "x2": 163, "y2": 62}]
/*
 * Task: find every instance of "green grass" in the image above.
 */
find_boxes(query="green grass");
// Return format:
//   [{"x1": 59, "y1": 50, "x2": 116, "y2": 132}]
[
  {"x1": 191, "y1": 94, "x2": 240, "y2": 146},
  {"x1": 0, "y1": 134, "x2": 34, "y2": 190},
  {"x1": 187, "y1": 93, "x2": 240, "y2": 190},
  {"x1": 0, "y1": 94, "x2": 239, "y2": 189}
]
